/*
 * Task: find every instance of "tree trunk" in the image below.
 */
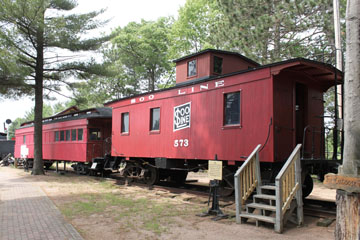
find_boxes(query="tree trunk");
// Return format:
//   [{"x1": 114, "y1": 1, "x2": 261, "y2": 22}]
[
  {"x1": 335, "y1": 0, "x2": 360, "y2": 239},
  {"x1": 342, "y1": 0, "x2": 360, "y2": 176},
  {"x1": 335, "y1": 190, "x2": 360, "y2": 239},
  {"x1": 149, "y1": 70, "x2": 155, "y2": 92},
  {"x1": 32, "y1": 11, "x2": 45, "y2": 175}
]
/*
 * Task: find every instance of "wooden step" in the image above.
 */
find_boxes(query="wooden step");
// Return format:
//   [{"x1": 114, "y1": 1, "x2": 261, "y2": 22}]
[
  {"x1": 260, "y1": 185, "x2": 276, "y2": 191},
  {"x1": 246, "y1": 203, "x2": 276, "y2": 212},
  {"x1": 254, "y1": 194, "x2": 276, "y2": 201},
  {"x1": 240, "y1": 213, "x2": 276, "y2": 224}
]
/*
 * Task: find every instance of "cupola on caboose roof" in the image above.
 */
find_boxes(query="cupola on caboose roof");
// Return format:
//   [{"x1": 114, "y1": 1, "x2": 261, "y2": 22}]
[{"x1": 173, "y1": 49, "x2": 260, "y2": 85}]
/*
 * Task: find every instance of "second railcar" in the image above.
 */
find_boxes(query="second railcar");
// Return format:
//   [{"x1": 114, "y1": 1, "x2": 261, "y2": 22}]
[{"x1": 14, "y1": 107, "x2": 112, "y2": 172}]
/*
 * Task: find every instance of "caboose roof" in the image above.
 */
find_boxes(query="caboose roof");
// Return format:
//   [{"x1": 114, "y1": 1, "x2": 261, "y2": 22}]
[
  {"x1": 53, "y1": 105, "x2": 80, "y2": 116},
  {"x1": 105, "y1": 57, "x2": 343, "y2": 107},
  {"x1": 19, "y1": 107, "x2": 112, "y2": 128},
  {"x1": 172, "y1": 48, "x2": 261, "y2": 67}
]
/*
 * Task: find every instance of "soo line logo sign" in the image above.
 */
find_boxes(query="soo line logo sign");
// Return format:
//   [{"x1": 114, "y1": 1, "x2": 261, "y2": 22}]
[{"x1": 173, "y1": 102, "x2": 191, "y2": 131}]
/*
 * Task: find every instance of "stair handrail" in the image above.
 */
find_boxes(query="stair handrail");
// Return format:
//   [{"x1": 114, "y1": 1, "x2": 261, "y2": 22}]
[
  {"x1": 275, "y1": 144, "x2": 303, "y2": 233},
  {"x1": 2, "y1": 153, "x2": 11, "y2": 162},
  {"x1": 234, "y1": 144, "x2": 262, "y2": 224}
]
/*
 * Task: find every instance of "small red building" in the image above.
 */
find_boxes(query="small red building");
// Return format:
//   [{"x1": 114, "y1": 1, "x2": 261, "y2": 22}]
[
  {"x1": 14, "y1": 108, "x2": 112, "y2": 167},
  {"x1": 106, "y1": 49, "x2": 341, "y2": 169}
]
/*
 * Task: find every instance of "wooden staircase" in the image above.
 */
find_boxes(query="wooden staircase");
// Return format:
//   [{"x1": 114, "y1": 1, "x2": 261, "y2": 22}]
[
  {"x1": 240, "y1": 184, "x2": 277, "y2": 226},
  {"x1": 234, "y1": 144, "x2": 303, "y2": 233}
]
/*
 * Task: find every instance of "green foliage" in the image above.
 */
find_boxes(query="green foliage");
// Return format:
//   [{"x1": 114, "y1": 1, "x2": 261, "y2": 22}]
[
  {"x1": 0, "y1": 0, "x2": 109, "y2": 100},
  {"x1": 7, "y1": 118, "x2": 24, "y2": 140},
  {"x1": 210, "y1": 0, "x2": 347, "y2": 64},
  {"x1": 7, "y1": 102, "x2": 69, "y2": 139},
  {"x1": 71, "y1": 17, "x2": 175, "y2": 107},
  {"x1": 111, "y1": 18, "x2": 174, "y2": 92},
  {"x1": 167, "y1": 0, "x2": 347, "y2": 63},
  {"x1": 0, "y1": 32, "x2": 32, "y2": 97},
  {"x1": 0, "y1": 0, "x2": 109, "y2": 172},
  {"x1": 169, "y1": 0, "x2": 218, "y2": 58},
  {"x1": 72, "y1": 0, "x2": 347, "y2": 108}
]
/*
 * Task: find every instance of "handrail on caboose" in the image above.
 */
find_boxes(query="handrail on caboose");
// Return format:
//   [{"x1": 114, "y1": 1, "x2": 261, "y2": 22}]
[
  {"x1": 275, "y1": 144, "x2": 303, "y2": 233},
  {"x1": 234, "y1": 144, "x2": 262, "y2": 223}
]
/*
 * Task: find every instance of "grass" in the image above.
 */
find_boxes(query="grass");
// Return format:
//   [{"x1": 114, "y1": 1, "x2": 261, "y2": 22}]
[
  {"x1": 7, "y1": 166, "x2": 210, "y2": 237},
  {"x1": 59, "y1": 187, "x2": 196, "y2": 235}
]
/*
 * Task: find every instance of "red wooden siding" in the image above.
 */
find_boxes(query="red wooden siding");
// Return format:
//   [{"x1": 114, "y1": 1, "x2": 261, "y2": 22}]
[
  {"x1": 273, "y1": 70, "x2": 326, "y2": 161},
  {"x1": 175, "y1": 52, "x2": 211, "y2": 84},
  {"x1": 110, "y1": 68, "x2": 274, "y2": 163},
  {"x1": 107, "y1": 58, "x2": 339, "y2": 165},
  {"x1": 175, "y1": 50, "x2": 259, "y2": 85},
  {"x1": 14, "y1": 118, "x2": 111, "y2": 162}
]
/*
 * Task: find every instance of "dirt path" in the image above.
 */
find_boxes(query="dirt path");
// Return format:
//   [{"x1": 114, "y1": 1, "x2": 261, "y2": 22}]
[{"x1": 0, "y1": 167, "x2": 336, "y2": 240}]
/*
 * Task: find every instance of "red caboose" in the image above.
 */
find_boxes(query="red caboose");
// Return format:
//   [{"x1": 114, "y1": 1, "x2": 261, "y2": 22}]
[
  {"x1": 106, "y1": 49, "x2": 342, "y2": 193},
  {"x1": 14, "y1": 107, "x2": 112, "y2": 172}
]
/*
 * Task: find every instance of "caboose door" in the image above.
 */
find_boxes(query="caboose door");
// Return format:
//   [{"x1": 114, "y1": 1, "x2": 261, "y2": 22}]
[{"x1": 87, "y1": 128, "x2": 104, "y2": 160}]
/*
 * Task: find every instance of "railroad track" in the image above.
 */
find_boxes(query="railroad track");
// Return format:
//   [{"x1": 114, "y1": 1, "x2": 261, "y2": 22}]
[
  {"x1": 45, "y1": 167, "x2": 337, "y2": 219},
  {"x1": 114, "y1": 177, "x2": 210, "y2": 196},
  {"x1": 303, "y1": 198, "x2": 336, "y2": 219},
  {"x1": 114, "y1": 177, "x2": 337, "y2": 217},
  {"x1": 124, "y1": 179, "x2": 338, "y2": 218}
]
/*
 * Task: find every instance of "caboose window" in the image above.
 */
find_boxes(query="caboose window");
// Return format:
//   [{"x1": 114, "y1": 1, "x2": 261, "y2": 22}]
[
  {"x1": 71, "y1": 129, "x2": 76, "y2": 141},
  {"x1": 78, "y1": 129, "x2": 83, "y2": 141},
  {"x1": 121, "y1": 112, "x2": 129, "y2": 133},
  {"x1": 150, "y1": 108, "x2": 160, "y2": 131},
  {"x1": 55, "y1": 131, "x2": 59, "y2": 141},
  {"x1": 65, "y1": 130, "x2": 70, "y2": 141},
  {"x1": 23, "y1": 135, "x2": 26, "y2": 143},
  {"x1": 89, "y1": 128, "x2": 101, "y2": 140},
  {"x1": 60, "y1": 131, "x2": 65, "y2": 141},
  {"x1": 224, "y1": 92, "x2": 241, "y2": 125},
  {"x1": 214, "y1": 56, "x2": 223, "y2": 74},
  {"x1": 187, "y1": 59, "x2": 197, "y2": 77}
]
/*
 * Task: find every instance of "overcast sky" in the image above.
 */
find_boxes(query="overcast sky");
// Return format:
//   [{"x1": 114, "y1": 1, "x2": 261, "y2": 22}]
[{"x1": 0, "y1": 0, "x2": 186, "y2": 132}]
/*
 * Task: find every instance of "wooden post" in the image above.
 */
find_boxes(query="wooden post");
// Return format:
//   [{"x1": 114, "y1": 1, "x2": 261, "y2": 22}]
[
  {"x1": 295, "y1": 151, "x2": 303, "y2": 226},
  {"x1": 235, "y1": 172, "x2": 241, "y2": 223},
  {"x1": 255, "y1": 150, "x2": 262, "y2": 195},
  {"x1": 324, "y1": 175, "x2": 360, "y2": 240},
  {"x1": 335, "y1": 190, "x2": 360, "y2": 240},
  {"x1": 56, "y1": 161, "x2": 58, "y2": 173},
  {"x1": 275, "y1": 177, "x2": 283, "y2": 233}
]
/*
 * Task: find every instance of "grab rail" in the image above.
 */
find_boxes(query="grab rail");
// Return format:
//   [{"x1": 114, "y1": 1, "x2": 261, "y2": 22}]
[
  {"x1": 275, "y1": 144, "x2": 303, "y2": 233},
  {"x1": 234, "y1": 144, "x2": 262, "y2": 223}
]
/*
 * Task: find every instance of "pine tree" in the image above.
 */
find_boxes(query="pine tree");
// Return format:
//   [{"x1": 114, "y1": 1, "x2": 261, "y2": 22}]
[
  {"x1": 215, "y1": 0, "x2": 346, "y2": 64},
  {"x1": 0, "y1": 0, "x2": 109, "y2": 174}
]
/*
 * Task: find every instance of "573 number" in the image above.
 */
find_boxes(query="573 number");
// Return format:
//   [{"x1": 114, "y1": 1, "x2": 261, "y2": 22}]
[{"x1": 174, "y1": 139, "x2": 189, "y2": 147}]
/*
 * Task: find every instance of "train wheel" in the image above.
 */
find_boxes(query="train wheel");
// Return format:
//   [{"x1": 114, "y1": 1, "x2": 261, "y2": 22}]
[
  {"x1": 219, "y1": 167, "x2": 234, "y2": 197},
  {"x1": 143, "y1": 165, "x2": 159, "y2": 185},
  {"x1": 44, "y1": 162, "x2": 53, "y2": 170},
  {"x1": 123, "y1": 163, "x2": 140, "y2": 184},
  {"x1": 74, "y1": 163, "x2": 89, "y2": 175},
  {"x1": 302, "y1": 173, "x2": 314, "y2": 198}
]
